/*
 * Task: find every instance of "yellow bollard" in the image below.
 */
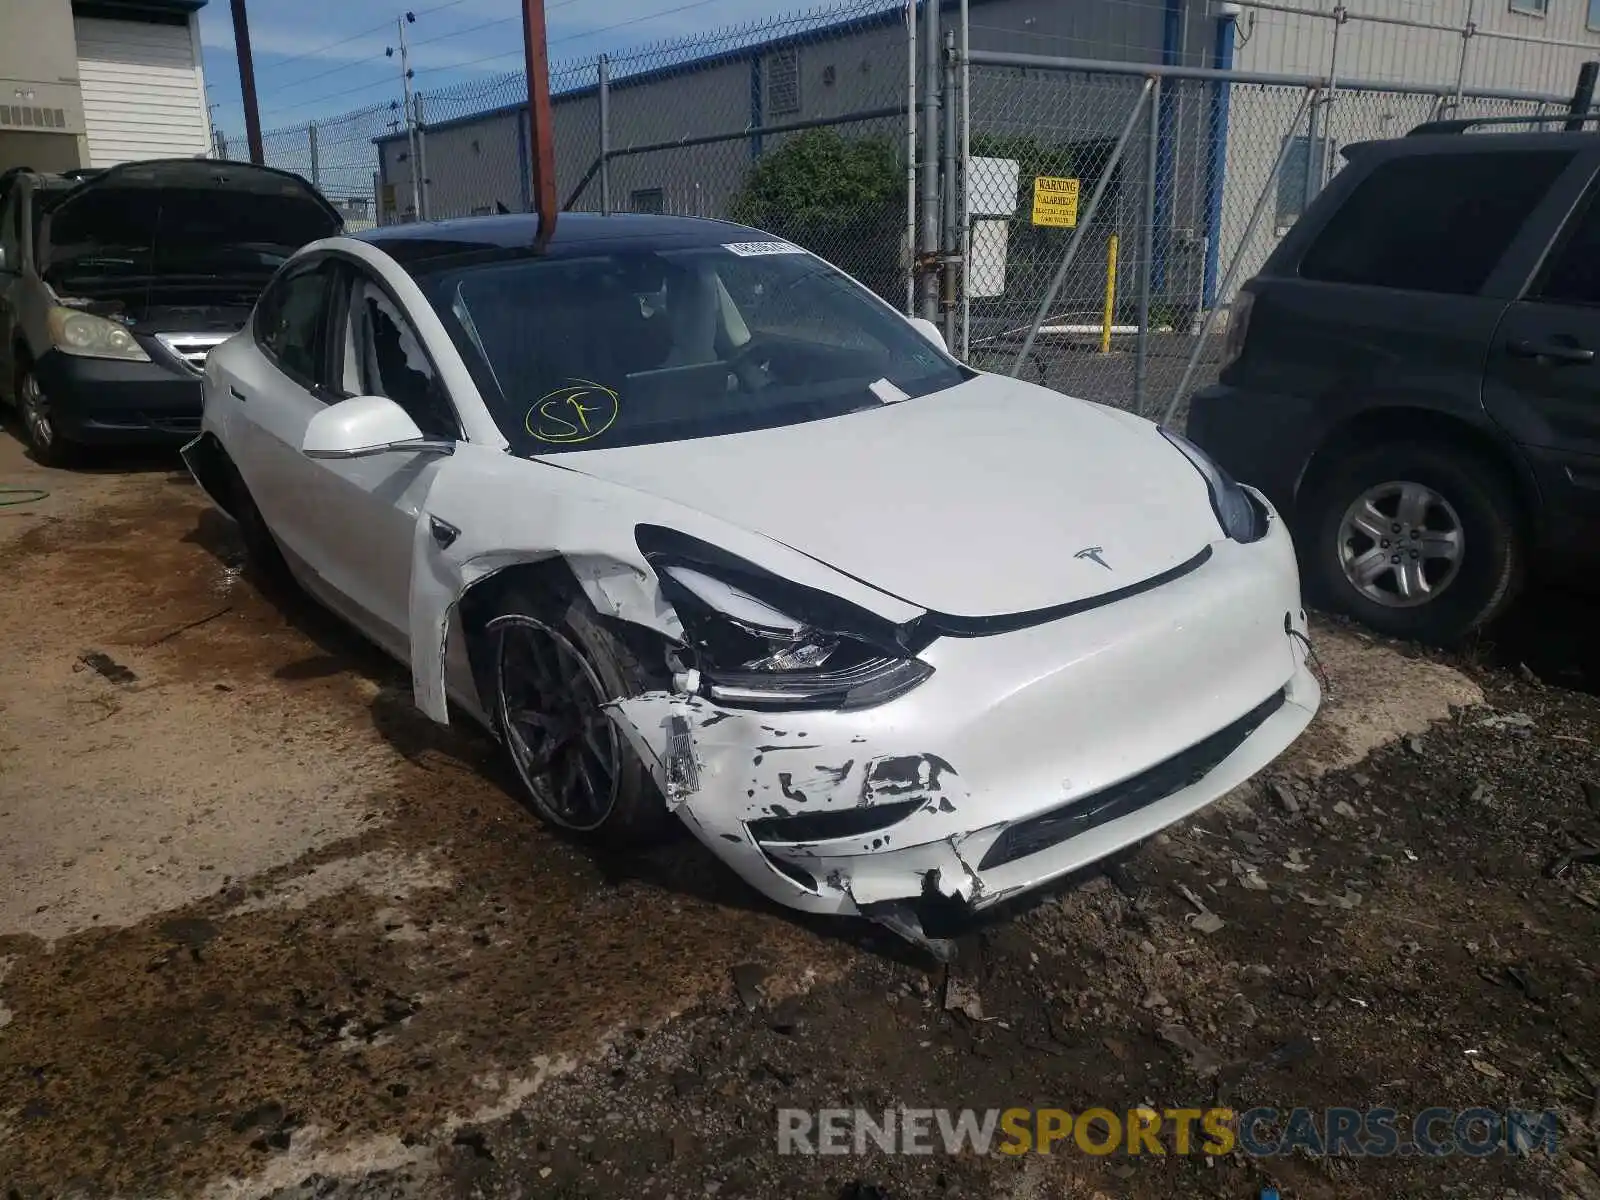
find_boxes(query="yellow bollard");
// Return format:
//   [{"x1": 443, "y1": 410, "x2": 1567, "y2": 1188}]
[{"x1": 1100, "y1": 233, "x2": 1119, "y2": 354}]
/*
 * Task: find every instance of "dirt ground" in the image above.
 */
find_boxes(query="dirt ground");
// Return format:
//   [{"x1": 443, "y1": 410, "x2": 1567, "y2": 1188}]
[{"x1": 0, "y1": 432, "x2": 1597, "y2": 1200}]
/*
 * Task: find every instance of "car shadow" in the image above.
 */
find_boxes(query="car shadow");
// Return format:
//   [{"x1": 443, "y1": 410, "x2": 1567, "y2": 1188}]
[
  {"x1": 0, "y1": 414, "x2": 190, "y2": 476},
  {"x1": 1478, "y1": 579, "x2": 1600, "y2": 695}
]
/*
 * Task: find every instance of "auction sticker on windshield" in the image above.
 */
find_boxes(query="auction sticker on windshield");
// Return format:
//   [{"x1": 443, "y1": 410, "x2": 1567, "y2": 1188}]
[{"x1": 723, "y1": 241, "x2": 805, "y2": 256}]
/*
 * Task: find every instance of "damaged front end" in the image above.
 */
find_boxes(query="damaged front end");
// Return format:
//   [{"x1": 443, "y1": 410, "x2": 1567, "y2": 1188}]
[
  {"x1": 594, "y1": 519, "x2": 1321, "y2": 959},
  {"x1": 409, "y1": 455, "x2": 1318, "y2": 959},
  {"x1": 603, "y1": 690, "x2": 991, "y2": 960}
]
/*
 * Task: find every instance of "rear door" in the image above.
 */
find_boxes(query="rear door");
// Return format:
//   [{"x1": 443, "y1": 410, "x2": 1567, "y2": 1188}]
[
  {"x1": 285, "y1": 262, "x2": 460, "y2": 654},
  {"x1": 213, "y1": 255, "x2": 342, "y2": 569},
  {"x1": 1249, "y1": 145, "x2": 1585, "y2": 431},
  {"x1": 1483, "y1": 159, "x2": 1600, "y2": 547}
]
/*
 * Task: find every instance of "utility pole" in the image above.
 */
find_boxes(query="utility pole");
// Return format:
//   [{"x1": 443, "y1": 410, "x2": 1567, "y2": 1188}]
[
  {"x1": 522, "y1": 0, "x2": 557, "y2": 242},
  {"x1": 1566, "y1": 61, "x2": 1599, "y2": 131},
  {"x1": 229, "y1": 0, "x2": 264, "y2": 164},
  {"x1": 388, "y1": 12, "x2": 421, "y2": 221}
]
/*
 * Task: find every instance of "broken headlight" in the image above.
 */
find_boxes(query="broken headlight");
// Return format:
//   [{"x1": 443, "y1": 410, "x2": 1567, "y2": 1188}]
[
  {"x1": 1160, "y1": 426, "x2": 1267, "y2": 544},
  {"x1": 658, "y1": 564, "x2": 933, "y2": 711}
]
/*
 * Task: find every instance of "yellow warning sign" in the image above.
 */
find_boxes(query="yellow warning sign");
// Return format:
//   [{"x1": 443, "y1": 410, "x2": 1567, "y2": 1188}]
[{"x1": 1031, "y1": 176, "x2": 1080, "y2": 228}]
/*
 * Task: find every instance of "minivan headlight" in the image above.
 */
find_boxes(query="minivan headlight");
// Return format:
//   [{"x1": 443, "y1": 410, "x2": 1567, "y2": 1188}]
[{"x1": 47, "y1": 307, "x2": 150, "y2": 362}]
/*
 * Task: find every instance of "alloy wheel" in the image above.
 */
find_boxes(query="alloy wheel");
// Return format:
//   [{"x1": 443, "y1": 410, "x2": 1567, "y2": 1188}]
[
  {"x1": 1337, "y1": 480, "x2": 1464, "y2": 608},
  {"x1": 17, "y1": 370, "x2": 54, "y2": 451},
  {"x1": 492, "y1": 614, "x2": 621, "y2": 832}
]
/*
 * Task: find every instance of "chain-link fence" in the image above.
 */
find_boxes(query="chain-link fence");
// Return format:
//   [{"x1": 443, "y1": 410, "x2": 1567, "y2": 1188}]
[
  {"x1": 223, "y1": 0, "x2": 1593, "y2": 421},
  {"x1": 232, "y1": 0, "x2": 913, "y2": 302},
  {"x1": 955, "y1": 55, "x2": 1571, "y2": 425}
]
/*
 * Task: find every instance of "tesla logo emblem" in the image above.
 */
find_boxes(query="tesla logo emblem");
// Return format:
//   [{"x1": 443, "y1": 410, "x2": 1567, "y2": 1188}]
[{"x1": 1075, "y1": 546, "x2": 1111, "y2": 570}]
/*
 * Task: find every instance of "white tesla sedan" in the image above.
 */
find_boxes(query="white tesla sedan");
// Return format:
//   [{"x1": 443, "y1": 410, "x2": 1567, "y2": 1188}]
[{"x1": 184, "y1": 213, "x2": 1320, "y2": 954}]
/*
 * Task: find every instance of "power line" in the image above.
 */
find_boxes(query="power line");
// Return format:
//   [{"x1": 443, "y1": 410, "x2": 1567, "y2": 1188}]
[
  {"x1": 407, "y1": 0, "x2": 727, "y2": 82},
  {"x1": 253, "y1": 0, "x2": 473, "y2": 77},
  {"x1": 410, "y1": 0, "x2": 580, "y2": 52},
  {"x1": 234, "y1": 0, "x2": 480, "y2": 110},
  {"x1": 257, "y1": 72, "x2": 403, "y2": 121},
  {"x1": 252, "y1": 18, "x2": 393, "y2": 78},
  {"x1": 253, "y1": 0, "x2": 730, "y2": 123}
]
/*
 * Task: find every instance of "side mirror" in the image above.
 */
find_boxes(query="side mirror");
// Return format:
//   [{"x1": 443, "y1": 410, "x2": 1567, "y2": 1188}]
[
  {"x1": 301, "y1": 394, "x2": 454, "y2": 460},
  {"x1": 907, "y1": 315, "x2": 947, "y2": 352}
]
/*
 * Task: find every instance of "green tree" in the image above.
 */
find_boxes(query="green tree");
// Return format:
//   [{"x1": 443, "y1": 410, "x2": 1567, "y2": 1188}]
[
  {"x1": 727, "y1": 129, "x2": 901, "y2": 228},
  {"x1": 726, "y1": 129, "x2": 904, "y2": 301}
]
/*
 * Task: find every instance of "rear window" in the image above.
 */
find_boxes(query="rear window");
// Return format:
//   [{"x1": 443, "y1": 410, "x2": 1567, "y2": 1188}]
[{"x1": 1298, "y1": 149, "x2": 1573, "y2": 295}]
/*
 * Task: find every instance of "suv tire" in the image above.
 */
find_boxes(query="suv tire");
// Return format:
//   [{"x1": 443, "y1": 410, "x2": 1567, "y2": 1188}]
[
  {"x1": 14, "y1": 362, "x2": 76, "y2": 468},
  {"x1": 1301, "y1": 441, "x2": 1523, "y2": 645}
]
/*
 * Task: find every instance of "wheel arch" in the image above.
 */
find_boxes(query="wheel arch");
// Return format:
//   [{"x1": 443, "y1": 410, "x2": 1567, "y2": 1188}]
[
  {"x1": 7, "y1": 336, "x2": 33, "y2": 403},
  {"x1": 438, "y1": 552, "x2": 680, "y2": 728},
  {"x1": 1295, "y1": 406, "x2": 1541, "y2": 541},
  {"x1": 181, "y1": 430, "x2": 243, "y2": 521}
]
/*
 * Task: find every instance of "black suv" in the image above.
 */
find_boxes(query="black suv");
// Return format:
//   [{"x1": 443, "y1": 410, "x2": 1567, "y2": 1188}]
[{"x1": 1187, "y1": 117, "x2": 1600, "y2": 644}]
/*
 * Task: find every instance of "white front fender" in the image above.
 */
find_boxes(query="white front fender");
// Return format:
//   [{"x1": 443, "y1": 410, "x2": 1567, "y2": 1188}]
[{"x1": 405, "y1": 446, "x2": 924, "y2": 726}]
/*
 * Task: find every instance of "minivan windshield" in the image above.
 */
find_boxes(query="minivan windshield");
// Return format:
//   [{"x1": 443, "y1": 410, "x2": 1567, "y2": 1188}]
[{"x1": 421, "y1": 241, "x2": 966, "y2": 454}]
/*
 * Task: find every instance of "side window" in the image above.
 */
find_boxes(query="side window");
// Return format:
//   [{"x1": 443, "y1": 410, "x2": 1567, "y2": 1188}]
[
  {"x1": 1533, "y1": 183, "x2": 1600, "y2": 307},
  {"x1": 257, "y1": 263, "x2": 334, "y2": 388},
  {"x1": 349, "y1": 277, "x2": 457, "y2": 439},
  {"x1": 1299, "y1": 150, "x2": 1574, "y2": 296}
]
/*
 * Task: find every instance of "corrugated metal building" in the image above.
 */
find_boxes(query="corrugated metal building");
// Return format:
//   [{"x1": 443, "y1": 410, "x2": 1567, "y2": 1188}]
[{"x1": 0, "y1": 0, "x2": 211, "y2": 175}]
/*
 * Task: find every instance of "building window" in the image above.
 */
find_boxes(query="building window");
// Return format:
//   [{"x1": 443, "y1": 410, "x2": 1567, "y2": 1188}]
[
  {"x1": 767, "y1": 48, "x2": 801, "y2": 116},
  {"x1": 1509, "y1": 0, "x2": 1549, "y2": 16},
  {"x1": 630, "y1": 188, "x2": 665, "y2": 214},
  {"x1": 1589, "y1": 0, "x2": 1600, "y2": 28},
  {"x1": 1275, "y1": 135, "x2": 1330, "y2": 230}
]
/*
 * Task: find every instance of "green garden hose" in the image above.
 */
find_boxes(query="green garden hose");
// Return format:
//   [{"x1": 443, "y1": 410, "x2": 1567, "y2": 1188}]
[{"x1": 0, "y1": 487, "x2": 48, "y2": 507}]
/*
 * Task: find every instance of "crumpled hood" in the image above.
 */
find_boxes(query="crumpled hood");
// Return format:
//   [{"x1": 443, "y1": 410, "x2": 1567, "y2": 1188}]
[{"x1": 546, "y1": 375, "x2": 1224, "y2": 618}]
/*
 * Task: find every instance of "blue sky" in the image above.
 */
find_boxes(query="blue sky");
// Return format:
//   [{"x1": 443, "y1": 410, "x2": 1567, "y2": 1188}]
[{"x1": 199, "y1": 0, "x2": 791, "y2": 135}]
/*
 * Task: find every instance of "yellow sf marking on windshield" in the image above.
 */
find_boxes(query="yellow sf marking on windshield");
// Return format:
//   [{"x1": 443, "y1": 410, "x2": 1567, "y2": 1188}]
[{"x1": 527, "y1": 379, "x2": 620, "y2": 444}]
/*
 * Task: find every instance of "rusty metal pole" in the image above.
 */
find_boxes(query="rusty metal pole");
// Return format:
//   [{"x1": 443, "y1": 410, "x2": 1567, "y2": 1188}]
[
  {"x1": 522, "y1": 0, "x2": 558, "y2": 242},
  {"x1": 229, "y1": 0, "x2": 264, "y2": 164}
]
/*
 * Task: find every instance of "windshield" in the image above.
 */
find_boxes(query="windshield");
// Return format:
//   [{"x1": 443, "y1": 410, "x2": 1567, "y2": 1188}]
[
  {"x1": 44, "y1": 187, "x2": 326, "y2": 281},
  {"x1": 422, "y1": 242, "x2": 967, "y2": 454}
]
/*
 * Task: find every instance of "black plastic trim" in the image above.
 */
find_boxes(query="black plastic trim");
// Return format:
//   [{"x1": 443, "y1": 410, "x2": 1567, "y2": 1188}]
[
  {"x1": 748, "y1": 797, "x2": 925, "y2": 845},
  {"x1": 911, "y1": 545, "x2": 1214, "y2": 640},
  {"x1": 978, "y1": 688, "x2": 1287, "y2": 870}
]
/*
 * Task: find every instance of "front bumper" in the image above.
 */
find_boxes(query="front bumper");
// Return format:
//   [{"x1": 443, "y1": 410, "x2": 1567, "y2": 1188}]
[
  {"x1": 32, "y1": 348, "x2": 203, "y2": 446},
  {"x1": 606, "y1": 501, "x2": 1320, "y2": 937}
]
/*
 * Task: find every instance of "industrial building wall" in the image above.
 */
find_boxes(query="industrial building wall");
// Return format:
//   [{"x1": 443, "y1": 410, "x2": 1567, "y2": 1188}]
[{"x1": 74, "y1": 13, "x2": 211, "y2": 167}]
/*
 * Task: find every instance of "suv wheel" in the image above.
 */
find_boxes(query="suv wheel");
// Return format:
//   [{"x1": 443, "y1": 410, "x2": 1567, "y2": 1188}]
[
  {"x1": 15, "y1": 364, "x2": 75, "y2": 468},
  {"x1": 1302, "y1": 441, "x2": 1523, "y2": 645}
]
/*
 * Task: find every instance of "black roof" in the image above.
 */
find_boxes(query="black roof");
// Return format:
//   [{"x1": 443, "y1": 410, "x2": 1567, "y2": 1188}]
[
  {"x1": 1343, "y1": 127, "x2": 1600, "y2": 164},
  {"x1": 351, "y1": 212, "x2": 763, "y2": 268}
]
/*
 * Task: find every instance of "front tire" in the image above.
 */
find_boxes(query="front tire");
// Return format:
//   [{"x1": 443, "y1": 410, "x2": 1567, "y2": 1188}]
[
  {"x1": 488, "y1": 589, "x2": 672, "y2": 844},
  {"x1": 1301, "y1": 441, "x2": 1523, "y2": 644},
  {"x1": 14, "y1": 363, "x2": 76, "y2": 468}
]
